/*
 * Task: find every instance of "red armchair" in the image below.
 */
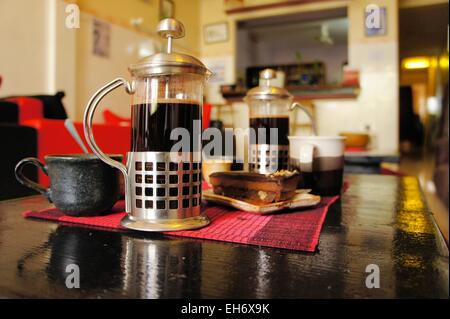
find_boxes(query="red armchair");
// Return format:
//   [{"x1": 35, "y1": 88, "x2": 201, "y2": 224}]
[
  {"x1": 5, "y1": 97, "x2": 44, "y2": 124},
  {"x1": 4, "y1": 97, "x2": 211, "y2": 190},
  {"x1": 103, "y1": 109, "x2": 131, "y2": 126},
  {"x1": 1, "y1": 91, "x2": 131, "y2": 198},
  {"x1": 23, "y1": 119, "x2": 130, "y2": 186}
]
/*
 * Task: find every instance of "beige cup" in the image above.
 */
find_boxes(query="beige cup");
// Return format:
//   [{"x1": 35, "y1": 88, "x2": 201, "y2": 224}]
[{"x1": 202, "y1": 159, "x2": 233, "y2": 185}]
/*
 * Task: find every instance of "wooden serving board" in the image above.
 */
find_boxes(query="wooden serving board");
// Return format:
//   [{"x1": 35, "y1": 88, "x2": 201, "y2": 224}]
[{"x1": 202, "y1": 189, "x2": 321, "y2": 215}]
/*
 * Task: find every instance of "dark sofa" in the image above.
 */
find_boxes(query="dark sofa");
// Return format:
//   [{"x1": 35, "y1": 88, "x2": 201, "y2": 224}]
[{"x1": 0, "y1": 101, "x2": 38, "y2": 200}]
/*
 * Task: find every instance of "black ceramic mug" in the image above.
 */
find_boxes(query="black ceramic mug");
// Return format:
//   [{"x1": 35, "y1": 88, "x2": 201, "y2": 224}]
[{"x1": 15, "y1": 154, "x2": 123, "y2": 216}]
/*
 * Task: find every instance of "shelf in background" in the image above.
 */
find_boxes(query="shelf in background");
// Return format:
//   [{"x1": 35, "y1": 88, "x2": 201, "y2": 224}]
[
  {"x1": 225, "y1": 0, "x2": 347, "y2": 15},
  {"x1": 221, "y1": 84, "x2": 360, "y2": 102}
]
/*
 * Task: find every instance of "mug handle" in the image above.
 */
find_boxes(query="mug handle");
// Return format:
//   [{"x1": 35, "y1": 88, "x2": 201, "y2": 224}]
[
  {"x1": 299, "y1": 144, "x2": 315, "y2": 173},
  {"x1": 15, "y1": 158, "x2": 51, "y2": 201},
  {"x1": 289, "y1": 102, "x2": 317, "y2": 135},
  {"x1": 83, "y1": 78, "x2": 134, "y2": 213}
]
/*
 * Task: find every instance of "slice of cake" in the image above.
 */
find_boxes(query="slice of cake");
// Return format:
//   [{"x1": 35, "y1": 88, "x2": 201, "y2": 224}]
[{"x1": 209, "y1": 170, "x2": 300, "y2": 205}]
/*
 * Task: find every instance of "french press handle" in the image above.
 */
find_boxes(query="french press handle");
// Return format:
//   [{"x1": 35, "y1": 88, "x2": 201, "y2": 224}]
[
  {"x1": 289, "y1": 102, "x2": 317, "y2": 135},
  {"x1": 83, "y1": 78, "x2": 134, "y2": 212}
]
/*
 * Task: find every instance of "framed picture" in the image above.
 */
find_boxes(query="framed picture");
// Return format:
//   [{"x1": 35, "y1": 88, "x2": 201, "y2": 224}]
[
  {"x1": 92, "y1": 19, "x2": 111, "y2": 58},
  {"x1": 204, "y1": 22, "x2": 229, "y2": 44},
  {"x1": 160, "y1": 0, "x2": 174, "y2": 19}
]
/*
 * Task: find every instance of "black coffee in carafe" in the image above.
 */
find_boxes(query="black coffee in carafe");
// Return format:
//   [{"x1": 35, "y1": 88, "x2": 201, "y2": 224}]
[
  {"x1": 131, "y1": 100, "x2": 201, "y2": 152},
  {"x1": 249, "y1": 115, "x2": 289, "y2": 145},
  {"x1": 249, "y1": 115, "x2": 290, "y2": 172}
]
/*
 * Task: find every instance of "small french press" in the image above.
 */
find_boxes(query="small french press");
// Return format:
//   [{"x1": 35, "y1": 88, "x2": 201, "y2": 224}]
[{"x1": 245, "y1": 69, "x2": 316, "y2": 174}]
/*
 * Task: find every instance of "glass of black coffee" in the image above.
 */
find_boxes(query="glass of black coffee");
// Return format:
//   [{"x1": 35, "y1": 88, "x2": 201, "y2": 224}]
[{"x1": 288, "y1": 136, "x2": 346, "y2": 196}]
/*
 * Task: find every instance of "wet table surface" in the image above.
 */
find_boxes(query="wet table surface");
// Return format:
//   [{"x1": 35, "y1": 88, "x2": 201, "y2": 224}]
[{"x1": 0, "y1": 174, "x2": 448, "y2": 298}]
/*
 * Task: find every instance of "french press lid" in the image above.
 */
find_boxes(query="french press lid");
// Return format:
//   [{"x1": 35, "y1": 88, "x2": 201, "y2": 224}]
[
  {"x1": 245, "y1": 69, "x2": 291, "y2": 101},
  {"x1": 129, "y1": 19, "x2": 210, "y2": 77}
]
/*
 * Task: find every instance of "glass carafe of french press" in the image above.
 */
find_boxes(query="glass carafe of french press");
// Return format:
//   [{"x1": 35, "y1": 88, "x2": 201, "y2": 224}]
[
  {"x1": 84, "y1": 19, "x2": 211, "y2": 231},
  {"x1": 245, "y1": 69, "x2": 316, "y2": 174}
]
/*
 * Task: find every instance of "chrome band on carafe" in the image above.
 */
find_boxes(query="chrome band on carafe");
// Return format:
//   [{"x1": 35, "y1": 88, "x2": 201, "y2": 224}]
[
  {"x1": 249, "y1": 144, "x2": 289, "y2": 174},
  {"x1": 126, "y1": 151, "x2": 202, "y2": 220}
]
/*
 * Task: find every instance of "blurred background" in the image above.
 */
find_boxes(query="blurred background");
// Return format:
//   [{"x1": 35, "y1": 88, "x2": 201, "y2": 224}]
[{"x1": 0, "y1": 0, "x2": 448, "y2": 240}]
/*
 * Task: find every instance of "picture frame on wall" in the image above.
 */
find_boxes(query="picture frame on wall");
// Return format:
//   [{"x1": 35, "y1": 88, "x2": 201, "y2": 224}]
[
  {"x1": 92, "y1": 19, "x2": 111, "y2": 58},
  {"x1": 204, "y1": 22, "x2": 229, "y2": 44},
  {"x1": 160, "y1": 0, "x2": 174, "y2": 19}
]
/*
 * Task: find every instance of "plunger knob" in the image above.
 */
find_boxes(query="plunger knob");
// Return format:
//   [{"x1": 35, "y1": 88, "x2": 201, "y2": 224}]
[
  {"x1": 157, "y1": 19, "x2": 185, "y2": 53},
  {"x1": 260, "y1": 69, "x2": 277, "y2": 86}
]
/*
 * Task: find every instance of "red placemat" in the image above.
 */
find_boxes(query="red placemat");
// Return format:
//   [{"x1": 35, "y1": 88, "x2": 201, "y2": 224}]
[{"x1": 23, "y1": 194, "x2": 340, "y2": 252}]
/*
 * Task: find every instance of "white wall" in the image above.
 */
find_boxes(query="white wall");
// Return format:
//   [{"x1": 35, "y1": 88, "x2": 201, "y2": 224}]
[
  {"x1": 315, "y1": 42, "x2": 399, "y2": 152},
  {"x1": 0, "y1": 0, "x2": 77, "y2": 118},
  {"x1": 0, "y1": 0, "x2": 193, "y2": 121},
  {"x1": 54, "y1": 0, "x2": 77, "y2": 119},
  {"x1": 1, "y1": 0, "x2": 203, "y2": 120},
  {"x1": 0, "y1": 0, "x2": 49, "y2": 95}
]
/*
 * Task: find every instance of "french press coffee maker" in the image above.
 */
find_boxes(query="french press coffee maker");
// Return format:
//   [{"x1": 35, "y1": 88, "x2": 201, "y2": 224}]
[
  {"x1": 84, "y1": 19, "x2": 211, "y2": 231},
  {"x1": 245, "y1": 69, "x2": 316, "y2": 174}
]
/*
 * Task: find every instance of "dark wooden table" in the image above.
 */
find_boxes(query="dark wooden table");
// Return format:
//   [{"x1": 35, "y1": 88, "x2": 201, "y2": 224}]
[
  {"x1": 344, "y1": 150, "x2": 400, "y2": 174},
  {"x1": 0, "y1": 174, "x2": 448, "y2": 298}
]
